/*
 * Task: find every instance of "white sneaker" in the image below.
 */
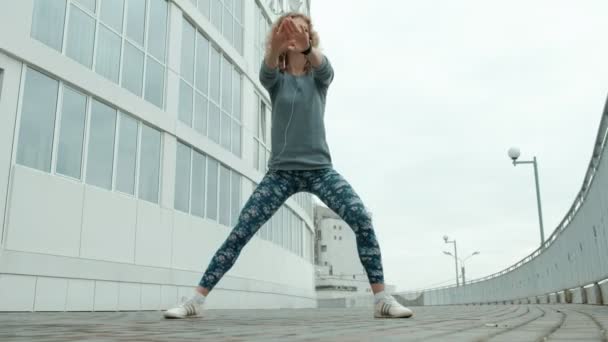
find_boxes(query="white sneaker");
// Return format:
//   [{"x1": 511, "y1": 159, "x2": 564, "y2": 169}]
[
  {"x1": 163, "y1": 296, "x2": 204, "y2": 319},
  {"x1": 374, "y1": 295, "x2": 414, "y2": 318}
]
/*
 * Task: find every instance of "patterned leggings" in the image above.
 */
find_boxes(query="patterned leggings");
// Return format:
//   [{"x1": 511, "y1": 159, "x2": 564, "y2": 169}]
[{"x1": 199, "y1": 168, "x2": 384, "y2": 290}]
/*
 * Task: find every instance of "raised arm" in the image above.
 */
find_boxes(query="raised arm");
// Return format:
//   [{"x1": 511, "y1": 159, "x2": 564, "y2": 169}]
[
  {"x1": 309, "y1": 52, "x2": 334, "y2": 88},
  {"x1": 282, "y1": 17, "x2": 334, "y2": 87},
  {"x1": 260, "y1": 20, "x2": 293, "y2": 92}
]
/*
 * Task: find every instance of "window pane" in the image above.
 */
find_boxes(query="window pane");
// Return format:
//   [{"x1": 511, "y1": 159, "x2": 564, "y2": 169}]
[
  {"x1": 209, "y1": 47, "x2": 220, "y2": 103},
  {"x1": 139, "y1": 125, "x2": 161, "y2": 203},
  {"x1": 219, "y1": 165, "x2": 230, "y2": 226},
  {"x1": 95, "y1": 26, "x2": 122, "y2": 83},
  {"x1": 276, "y1": 209, "x2": 283, "y2": 245},
  {"x1": 86, "y1": 100, "x2": 117, "y2": 189},
  {"x1": 221, "y1": 113, "x2": 230, "y2": 150},
  {"x1": 181, "y1": 20, "x2": 195, "y2": 83},
  {"x1": 208, "y1": 103, "x2": 220, "y2": 143},
  {"x1": 194, "y1": 93, "x2": 208, "y2": 135},
  {"x1": 126, "y1": 0, "x2": 146, "y2": 45},
  {"x1": 255, "y1": 96, "x2": 260, "y2": 137},
  {"x1": 56, "y1": 87, "x2": 86, "y2": 179},
  {"x1": 259, "y1": 146, "x2": 265, "y2": 171},
  {"x1": 232, "y1": 69, "x2": 241, "y2": 121},
  {"x1": 147, "y1": 0, "x2": 168, "y2": 62},
  {"x1": 222, "y1": 7, "x2": 232, "y2": 44},
  {"x1": 283, "y1": 209, "x2": 288, "y2": 248},
  {"x1": 206, "y1": 158, "x2": 218, "y2": 220},
  {"x1": 115, "y1": 114, "x2": 138, "y2": 195},
  {"x1": 221, "y1": 57, "x2": 231, "y2": 113},
  {"x1": 174, "y1": 143, "x2": 191, "y2": 212},
  {"x1": 31, "y1": 0, "x2": 66, "y2": 51},
  {"x1": 199, "y1": 0, "x2": 210, "y2": 18},
  {"x1": 231, "y1": 121, "x2": 240, "y2": 156},
  {"x1": 230, "y1": 171, "x2": 240, "y2": 225},
  {"x1": 287, "y1": 218, "x2": 292, "y2": 251},
  {"x1": 191, "y1": 151, "x2": 206, "y2": 217},
  {"x1": 195, "y1": 34, "x2": 209, "y2": 94},
  {"x1": 122, "y1": 42, "x2": 144, "y2": 96},
  {"x1": 145, "y1": 57, "x2": 164, "y2": 108},
  {"x1": 253, "y1": 142, "x2": 259, "y2": 170},
  {"x1": 17, "y1": 68, "x2": 58, "y2": 172},
  {"x1": 261, "y1": 103, "x2": 267, "y2": 142},
  {"x1": 211, "y1": 0, "x2": 221, "y2": 30},
  {"x1": 100, "y1": 0, "x2": 125, "y2": 32},
  {"x1": 179, "y1": 81, "x2": 193, "y2": 126},
  {"x1": 234, "y1": 23, "x2": 243, "y2": 55},
  {"x1": 66, "y1": 5, "x2": 95, "y2": 68},
  {"x1": 235, "y1": 0, "x2": 242, "y2": 21},
  {"x1": 75, "y1": 0, "x2": 96, "y2": 13}
]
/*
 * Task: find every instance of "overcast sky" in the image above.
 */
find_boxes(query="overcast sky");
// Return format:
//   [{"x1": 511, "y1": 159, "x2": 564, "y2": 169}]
[{"x1": 309, "y1": 0, "x2": 608, "y2": 291}]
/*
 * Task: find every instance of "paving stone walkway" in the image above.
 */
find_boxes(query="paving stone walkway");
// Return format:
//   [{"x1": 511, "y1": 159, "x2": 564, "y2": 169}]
[{"x1": 1, "y1": 305, "x2": 607, "y2": 341}]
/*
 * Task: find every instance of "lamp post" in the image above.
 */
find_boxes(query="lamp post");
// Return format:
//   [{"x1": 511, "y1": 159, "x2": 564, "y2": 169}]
[
  {"x1": 443, "y1": 251, "x2": 480, "y2": 285},
  {"x1": 443, "y1": 236, "x2": 459, "y2": 287},
  {"x1": 507, "y1": 147, "x2": 546, "y2": 247}
]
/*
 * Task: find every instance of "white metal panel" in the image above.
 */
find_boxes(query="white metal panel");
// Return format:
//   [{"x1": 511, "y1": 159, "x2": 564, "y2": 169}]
[
  {"x1": 135, "y1": 201, "x2": 173, "y2": 268},
  {"x1": 0, "y1": 274, "x2": 36, "y2": 311},
  {"x1": 0, "y1": 54, "x2": 22, "y2": 247},
  {"x1": 118, "y1": 282, "x2": 141, "y2": 310},
  {"x1": 6, "y1": 166, "x2": 84, "y2": 257},
  {"x1": 171, "y1": 211, "x2": 209, "y2": 271},
  {"x1": 81, "y1": 186, "x2": 137, "y2": 263},
  {"x1": 140, "y1": 284, "x2": 161, "y2": 311},
  {"x1": 94, "y1": 281, "x2": 119, "y2": 311},
  {"x1": 34, "y1": 277, "x2": 68, "y2": 311},
  {"x1": 161, "y1": 284, "x2": 178, "y2": 310},
  {"x1": 66, "y1": 279, "x2": 95, "y2": 311}
]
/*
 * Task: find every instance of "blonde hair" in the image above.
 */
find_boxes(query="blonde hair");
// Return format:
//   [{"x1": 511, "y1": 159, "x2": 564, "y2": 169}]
[{"x1": 265, "y1": 12, "x2": 320, "y2": 74}]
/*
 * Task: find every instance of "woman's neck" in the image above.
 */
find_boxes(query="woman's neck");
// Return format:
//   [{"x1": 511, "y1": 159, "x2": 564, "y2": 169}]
[{"x1": 286, "y1": 52, "x2": 307, "y2": 76}]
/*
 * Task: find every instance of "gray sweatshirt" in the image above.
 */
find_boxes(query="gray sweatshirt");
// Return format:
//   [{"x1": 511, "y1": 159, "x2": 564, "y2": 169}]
[{"x1": 259, "y1": 56, "x2": 334, "y2": 170}]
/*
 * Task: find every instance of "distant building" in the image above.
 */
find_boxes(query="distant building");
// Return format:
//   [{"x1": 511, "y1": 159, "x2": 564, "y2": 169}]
[{"x1": 314, "y1": 205, "x2": 395, "y2": 300}]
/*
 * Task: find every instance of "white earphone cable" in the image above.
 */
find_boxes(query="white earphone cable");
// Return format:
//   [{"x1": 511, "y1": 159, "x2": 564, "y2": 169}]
[{"x1": 275, "y1": 82, "x2": 298, "y2": 160}]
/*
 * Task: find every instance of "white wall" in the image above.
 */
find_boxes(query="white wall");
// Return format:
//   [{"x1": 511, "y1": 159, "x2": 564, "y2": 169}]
[
  {"x1": 318, "y1": 218, "x2": 366, "y2": 278},
  {"x1": 0, "y1": 0, "x2": 317, "y2": 311}
]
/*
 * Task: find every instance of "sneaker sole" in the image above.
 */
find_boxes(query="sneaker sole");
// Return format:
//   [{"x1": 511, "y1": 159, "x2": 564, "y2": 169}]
[
  {"x1": 163, "y1": 313, "x2": 201, "y2": 319},
  {"x1": 374, "y1": 313, "x2": 414, "y2": 319}
]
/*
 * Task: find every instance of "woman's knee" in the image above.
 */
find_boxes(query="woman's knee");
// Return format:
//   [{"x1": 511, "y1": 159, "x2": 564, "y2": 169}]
[{"x1": 344, "y1": 205, "x2": 372, "y2": 229}]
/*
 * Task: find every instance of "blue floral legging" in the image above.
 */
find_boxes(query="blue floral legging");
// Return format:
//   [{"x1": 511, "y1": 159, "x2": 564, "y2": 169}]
[{"x1": 199, "y1": 168, "x2": 384, "y2": 290}]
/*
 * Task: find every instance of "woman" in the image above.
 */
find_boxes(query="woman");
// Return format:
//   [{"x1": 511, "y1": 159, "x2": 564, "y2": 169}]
[{"x1": 164, "y1": 12, "x2": 413, "y2": 319}]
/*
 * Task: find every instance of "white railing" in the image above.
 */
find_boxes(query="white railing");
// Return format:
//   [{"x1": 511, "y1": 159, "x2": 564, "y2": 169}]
[{"x1": 399, "y1": 94, "x2": 608, "y2": 305}]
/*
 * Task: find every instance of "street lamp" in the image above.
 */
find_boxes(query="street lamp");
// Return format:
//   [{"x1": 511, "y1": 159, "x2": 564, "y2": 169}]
[
  {"x1": 460, "y1": 251, "x2": 480, "y2": 285},
  {"x1": 443, "y1": 251, "x2": 480, "y2": 285},
  {"x1": 443, "y1": 235, "x2": 459, "y2": 287},
  {"x1": 508, "y1": 147, "x2": 546, "y2": 247}
]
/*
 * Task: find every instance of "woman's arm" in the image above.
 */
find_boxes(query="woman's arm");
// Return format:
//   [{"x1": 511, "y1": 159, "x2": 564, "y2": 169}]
[
  {"x1": 283, "y1": 18, "x2": 334, "y2": 87},
  {"x1": 308, "y1": 49, "x2": 334, "y2": 87},
  {"x1": 260, "y1": 21, "x2": 292, "y2": 91}
]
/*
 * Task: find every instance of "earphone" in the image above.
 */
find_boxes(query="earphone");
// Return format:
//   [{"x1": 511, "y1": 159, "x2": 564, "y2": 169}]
[{"x1": 275, "y1": 78, "x2": 299, "y2": 160}]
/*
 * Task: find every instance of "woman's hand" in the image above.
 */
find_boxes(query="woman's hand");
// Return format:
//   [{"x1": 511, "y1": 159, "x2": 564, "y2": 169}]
[
  {"x1": 282, "y1": 18, "x2": 310, "y2": 53},
  {"x1": 270, "y1": 20, "x2": 295, "y2": 55},
  {"x1": 265, "y1": 17, "x2": 314, "y2": 69}
]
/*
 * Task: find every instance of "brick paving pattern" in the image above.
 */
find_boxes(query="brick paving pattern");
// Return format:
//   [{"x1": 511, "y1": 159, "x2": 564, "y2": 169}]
[{"x1": 1, "y1": 305, "x2": 607, "y2": 341}]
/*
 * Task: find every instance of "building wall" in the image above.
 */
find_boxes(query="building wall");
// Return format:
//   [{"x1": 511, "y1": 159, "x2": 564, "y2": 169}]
[
  {"x1": 0, "y1": 0, "x2": 316, "y2": 312},
  {"x1": 317, "y1": 218, "x2": 367, "y2": 280},
  {"x1": 314, "y1": 205, "x2": 398, "y2": 299}
]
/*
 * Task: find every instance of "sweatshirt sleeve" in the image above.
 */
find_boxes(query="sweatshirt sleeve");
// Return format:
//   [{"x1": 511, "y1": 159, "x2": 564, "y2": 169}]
[
  {"x1": 313, "y1": 55, "x2": 334, "y2": 88},
  {"x1": 259, "y1": 61, "x2": 281, "y2": 93}
]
